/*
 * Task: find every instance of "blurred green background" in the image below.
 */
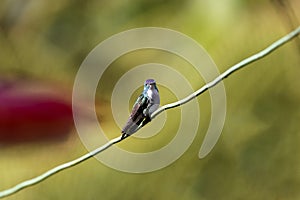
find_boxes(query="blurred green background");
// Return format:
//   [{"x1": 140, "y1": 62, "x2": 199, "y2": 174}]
[{"x1": 1, "y1": 0, "x2": 300, "y2": 199}]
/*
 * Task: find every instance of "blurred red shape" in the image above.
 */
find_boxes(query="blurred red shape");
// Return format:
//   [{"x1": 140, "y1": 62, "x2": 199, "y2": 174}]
[{"x1": 0, "y1": 79, "x2": 73, "y2": 143}]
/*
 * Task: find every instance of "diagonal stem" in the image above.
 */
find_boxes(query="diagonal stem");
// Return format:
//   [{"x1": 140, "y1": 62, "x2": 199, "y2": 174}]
[
  {"x1": 151, "y1": 26, "x2": 300, "y2": 119},
  {"x1": 0, "y1": 26, "x2": 299, "y2": 199}
]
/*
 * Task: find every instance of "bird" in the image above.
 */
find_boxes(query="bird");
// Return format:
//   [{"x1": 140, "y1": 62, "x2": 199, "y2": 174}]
[{"x1": 121, "y1": 79, "x2": 160, "y2": 139}]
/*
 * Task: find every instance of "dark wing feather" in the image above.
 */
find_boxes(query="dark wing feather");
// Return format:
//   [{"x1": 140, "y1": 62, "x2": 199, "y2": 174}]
[
  {"x1": 130, "y1": 94, "x2": 148, "y2": 121},
  {"x1": 121, "y1": 94, "x2": 149, "y2": 134}
]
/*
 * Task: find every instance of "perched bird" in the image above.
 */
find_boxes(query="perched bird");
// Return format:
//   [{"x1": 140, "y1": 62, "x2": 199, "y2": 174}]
[{"x1": 121, "y1": 79, "x2": 160, "y2": 139}]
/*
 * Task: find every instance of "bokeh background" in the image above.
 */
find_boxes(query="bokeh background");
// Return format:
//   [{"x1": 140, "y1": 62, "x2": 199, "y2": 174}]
[{"x1": 1, "y1": 0, "x2": 300, "y2": 199}]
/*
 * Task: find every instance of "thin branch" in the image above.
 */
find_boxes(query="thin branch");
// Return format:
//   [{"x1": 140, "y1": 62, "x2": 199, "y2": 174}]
[
  {"x1": 0, "y1": 136, "x2": 122, "y2": 198},
  {"x1": 0, "y1": 26, "x2": 299, "y2": 199},
  {"x1": 151, "y1": 26, "x2": 300, "y2": 119}
]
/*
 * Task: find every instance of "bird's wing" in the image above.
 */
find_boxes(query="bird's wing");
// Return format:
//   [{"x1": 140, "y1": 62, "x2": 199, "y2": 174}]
[{"x1": 129, "y1": 94, "x2": 149, "y2": 120}]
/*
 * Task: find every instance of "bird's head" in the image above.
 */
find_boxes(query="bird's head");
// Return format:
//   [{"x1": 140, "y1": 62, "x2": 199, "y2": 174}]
[{"x1": 144, "y1": 79, "x2": 159, "y2": 92}]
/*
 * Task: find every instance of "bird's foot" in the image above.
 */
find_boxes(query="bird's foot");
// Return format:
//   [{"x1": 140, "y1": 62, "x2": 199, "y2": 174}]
[
  {"x1": 121, "y1": 132, "x2": 128, "y2": 140},
  {"x1": 141, "y1": 115, "x2": 151, "y2": 127}
]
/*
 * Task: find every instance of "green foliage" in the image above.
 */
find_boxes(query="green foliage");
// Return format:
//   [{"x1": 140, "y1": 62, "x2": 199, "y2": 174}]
[{"x1": 1, "y1": 0, "x2": 300, "y2": 199}]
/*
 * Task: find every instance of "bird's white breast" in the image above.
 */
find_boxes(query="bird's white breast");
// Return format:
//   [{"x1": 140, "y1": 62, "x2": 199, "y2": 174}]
[
  {"x1": 147, "y1": 88, "x2": 160, "y2": 104},
  {"x1": 147, "y1": 89, "x2": 153, "y2": 97}
]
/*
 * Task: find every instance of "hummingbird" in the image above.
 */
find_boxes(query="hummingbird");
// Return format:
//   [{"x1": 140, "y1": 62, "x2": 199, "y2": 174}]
[{"x1": 121, "y1": 79, "x2": 160, "y2": 139}]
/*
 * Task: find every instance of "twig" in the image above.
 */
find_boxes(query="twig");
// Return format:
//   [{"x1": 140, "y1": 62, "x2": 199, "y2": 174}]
[
  {"x1": 151, "y1": 26, "x2": 300, "y2": 119},
  {"x1": 0, "y1": 136, "x2": 122, "y2": 198},
  {"x1": 0, "y1": 26, "x2": 299, "y2": 198}
]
